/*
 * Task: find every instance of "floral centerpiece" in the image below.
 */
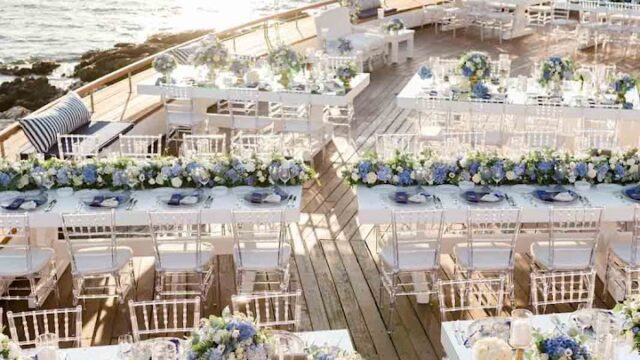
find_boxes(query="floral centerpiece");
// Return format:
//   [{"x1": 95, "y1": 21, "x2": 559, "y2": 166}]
[
  {"x1": 538, "y1": 56, "x2": 574, "y2": 94},
  {"x1": 337, "y1": 38, "x2": 353, "y2": 55},
  {"x1": 335, "y1": 62, "x2": 358, "y2": 89},
  {"x1": 185, "y1": 308, "x2": 271, "y2": 360},
  {"x1": 529, "y1": 332, "x2": 591, "y2": 360},
  {"x1": 268, "y1": 45, "x2": 303, "y2": 89},
  {"x1": 191, "y1": 37, "x2": 229, "y2": 83},
  {"x1": 612, "y1": 73, "x2": 637, "y2": 109},
  {"x1": 382, "y1": 18, "x2": 405, "y2": 34},
  {"x1": 614, "y1": 295, "x2": 640, "y2": 351},
  {"x1": 228, "y1": 58, "x2": 252, "y2": 84},
  {"x1": 458, "y1": 51, "x2": 491, "y2": 86},
  {"x1": 472, "y1": 337, "x2": 511, "y2": 360},
  {"x1": 0, "y1": 154, "x2": 315, "y2": 192},
  {"x1": 152, "y1": 53, "x2": 178, "y2": 84},
  {"x1": 0, "y1": 333, "x2": 29, "y2": 360},
  {"x1": 306, "y1": 345, "x2": 363, "y2": 359},
  {"x1": 344, "y1": 148, "x2": 640, "y2": 187}
]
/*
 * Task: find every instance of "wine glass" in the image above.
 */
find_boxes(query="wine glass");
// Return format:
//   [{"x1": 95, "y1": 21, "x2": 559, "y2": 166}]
[
  {"x1": 117, "y1": 334, "x2": 134, "y2": 360},
  {"x1": 35, "y1": 333, "x2": 58, "y2": 360},
  {"x1": 269, "y1": 165, "x2": 280, "y2": 190},
  {"x1": 278, "y1": 166, "x2": 291, "y2": 188},
  {"x1": 151, "y1": 340, "x2": 177, "y2": 360}
]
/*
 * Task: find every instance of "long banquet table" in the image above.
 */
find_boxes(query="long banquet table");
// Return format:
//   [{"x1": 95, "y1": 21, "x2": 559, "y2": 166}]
[
  {"x1": 396, "y1": 72, "x2": 640, "y2": 121},
  {"x1": 441, "y1": 313, "x2": 638, "y2": 360},
  {"x1": 35, "y1": 330, "x2": 354, "y2": 360},
  {"x1": 356, "y1": 183, "x2": 637, "y2": 302}
]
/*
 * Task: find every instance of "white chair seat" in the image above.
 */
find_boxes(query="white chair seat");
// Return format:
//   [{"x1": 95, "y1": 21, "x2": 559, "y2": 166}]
[
  {"x1": 0, "y1": 248, "x2": 54, "y2": 277},
  {"x1": 530, "y1": 241, "x2": 593, "y2": 270},
  {"x1": 234, "y1": 243, "x2": 291, "y2": 271},
  {"x1": 344, "y1": 32, "x2": 385, "y2": 52},
  {"x1": 454, "y1": 243, "x2": 512, "y2": 271},
  {"x1": 380, "y1": 244, "x2": 437, "y2": 271},
  {"x1": 72, "y1": 247, "x2": 133, "y2": 275},
  {"x1": 157, "y1": 250, "x2": 216, "y2": 272},
  {"x1": 609, "y1": 233, "x2": 639, "y2": 266},
  {"x1": 551, "y1": 19, "x2": 578, "y2": 26}
]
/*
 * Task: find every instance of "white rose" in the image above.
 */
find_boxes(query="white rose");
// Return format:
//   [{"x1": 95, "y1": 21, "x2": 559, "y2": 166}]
[
  {"x1": 244, "y1": 161, "x2": 256, "y2": 173},
  {"x1": 366, "y1": 172, "x2": 377, "y2": 185},
  {"x1": 627, "y1": 158, "x2": 636, "y2": 166},
  {"x1": 171, "y1": 177, "x2": 183, "y2": 188},
  {"x1": 392, "y1": 175, "x2": 399, "y2": 184},
  {"x1": 587, "y1": 169, "x2": 597, "y2": 179},
  {"x1": 351, "y1": 172, "x2": 359, "y2": 181},
  {"x1": 631, "y1": 164, "x2": 639, "y2": 174},
  {"x1": 16, "y1": 175, "x2": 29, "y2": 189},
  {"x1": 148, "y1": 178, "x2": 156, "y2": 185},
  {"x1": 506, "y1": 171, "x2": 516, "y2": 180},
  {"x1": 155, "y1": 174, "x2": 165, "y2": 185},
  {"x1": 472, "y1": 173, "x2": 482, "y2": 184}
]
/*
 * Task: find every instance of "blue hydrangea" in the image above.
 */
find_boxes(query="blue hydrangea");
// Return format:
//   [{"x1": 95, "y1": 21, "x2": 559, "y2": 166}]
[
  {"x1": 399, "y1": 169, "x2": 412, "y2": 185},
  {"x1": 433, "y1": 164, "x2": 449, "y2": 185},
  {"x1": 377, "y1": 165, "x2": 392, "y2": 182},
  {"x1": 358, "y1": 161, "x2": 371, "y2": 178},
  {"x1": 615, "y1": 163, "x2": 625, "y2": 179},
  {"x1": 82, "y1": 165, "x2": 97, "y2": 184},
  {"x1": 226, "y1": 320, "x2": 257, "y2": 342},
  {"x1": 225, "y1": 169, "x2": 240, "y2": 184},
  {"x1": 513, "y1": 163, "x2": 526, "y2": 177},
  {"x1": 0, "y1": 172, "x2": 11, "y2": 187},
  {"x1": 575, "y1": 162, "x2": 588, "y2": 178},
  {"x1": 170, "y1": 163, "x2": 182, "y2": 177},
  {"x1": 56, "y1": 168, "x2": 70, "y2": 185},
  {"x1": 469, "y1": 161, "x2": 481, "y2": 174},
  {"x1": 537, "y1": 161, "x2": 553, "y2": 172}
]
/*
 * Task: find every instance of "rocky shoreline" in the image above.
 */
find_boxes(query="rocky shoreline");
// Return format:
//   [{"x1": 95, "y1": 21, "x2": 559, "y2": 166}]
[{"x1": 0, "y1": 29, "x2": 210, "y2": 122}]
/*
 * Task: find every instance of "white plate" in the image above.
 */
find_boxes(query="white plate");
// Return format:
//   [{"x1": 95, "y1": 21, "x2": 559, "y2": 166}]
[
  {"x1": 0, "y1": 191, "x2": 20, "y2": 200},
  {"x1": 232, "y1": 186, "x2": 253, "y2": 195},
  {"x1": 372, "y1": 185, "x2": 396, "y2": 194},
  {"x1": 74, "y1": 189, "x2": 99, "y2": 198},
  {"x1": 210, "y1": 186, "x2": 229, "y2": 196},
  {"x1": 511, "y1": 184, "x2": 535, "y2": 194},
  {"x1": 152, "y1": 187, "x2": 175, "y2": 196}
]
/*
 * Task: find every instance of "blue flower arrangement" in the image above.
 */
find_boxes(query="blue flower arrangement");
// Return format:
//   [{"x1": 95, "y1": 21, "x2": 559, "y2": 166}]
[
  {"x1": 345, "y1": 148, "x2": 640, "y2": 187},
  {"x1": 532, "y1": 333, "x2": 591, "y2": 360},
  {"x1": 418, "y1": 65, "x2": 433, "y2": 80},
  {"x1": 382, "y1": 18, "x2": 405, "y2": 33},
  {"x1": 337, "y1": 38, "x2": 353, "y2": 55},
  {"x1": 471, "y1": 82, "x2": 490, "y2": 99},
  {"x1": 612, "y1": 73, "x2": 637, "y2": 109},
  {"x1": 306, "y1": 345, "x2": 363, "y2": 360},
  {"x1": 614, "y1": 295, "x2": 640, "y2": 352},
  {"x1": 538, "y1": 56, "x2": 574, "y2": 87},
  {"x1": 0, "y1": 154, "x2": 315, "y2": 192},
  {"x1": 458, "y1": 51, "x2": 491, "y2": 84},
  {"x1": 335, "y1": 62, "x2": 358, "y2": 89}
]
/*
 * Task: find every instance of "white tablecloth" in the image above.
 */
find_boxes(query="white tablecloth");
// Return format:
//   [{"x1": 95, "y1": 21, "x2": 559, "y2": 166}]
[
  {"x1": 56, "y1": 330, "x2": 354, "y2": 360},
  {"x1": 397, "y1": 72, "x2": 640, "y2": 121},
  {"x1": 441, "y1": 313, "x2": 639, "y2": 360}
]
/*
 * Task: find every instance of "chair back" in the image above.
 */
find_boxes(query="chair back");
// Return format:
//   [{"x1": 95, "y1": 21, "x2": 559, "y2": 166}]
[
  {"x1": 6, "y1": 306, "x2": 82, "y2": 348},
  {"x1": 61, "y1": 210, "x2": 120, "y2": 275},
  {"x1": 231, "y1": 210, "x2": 287, "y2": 270},
  {"x1": 57, "y1": 134, "x2": 100, "y2": 160},
  {"x1": 577, "y1": 129, "x2": 618, "y2": 151},
  {"x1": 443, "y1": 131, "x2": 486, "y2": 154},
  {"x1": 226, "y1": 88, "x2": 259, "y2": 117},
  {"x1": 466, "y1": 208, "x2": 521, "y2": 270},
  {"x1": 182, "y1": 134, "x2": 226, "y2": 157},
  {"x1": 232, "y1": 134, "x2": 283, "y2": 159},
  {"x1": 546, "y1": 207, "x2": 602, "y2": 269},
  {"x1": 231, "y1": 290, "x2": 302, "y2": 331},
  {"x1": 375, "y1": 134, "x2": 418, "y2": 161},
  {"x1": 119, "y1": 134, "x2": 163, "y2": 158},
  {"x1": 386, "y1": 209, "x2": 445, "y2": 271},
  {"x1": 314, "y1": 7, "x2": 353, "y2": 42},
  {"x1": 128, "y1": 298, "x2": 201, "y2": 341},
  {"x1": 148, "y1": 211, "x2": 206, "y2": 271},
  {"x1": 0, "y1": 214, "x2": 34, "y2": 273},
  {"x1": 438, "y1": 277, "x2": 506, "y2": 320},
  {"x1": 508, "y1": 130, "x2": 558, "y2": 151},
  {"x1": 323, "y1": 55, "x2": 360, "y2": 72}
]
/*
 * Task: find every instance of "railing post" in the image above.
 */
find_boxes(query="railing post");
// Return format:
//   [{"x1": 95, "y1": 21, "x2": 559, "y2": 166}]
[
  {"x1": 90, "y1": 92, "x2": 95, "y2": 113},
  {"x1": 128, "y1": 72, "x2": 133, "y2": 93}
]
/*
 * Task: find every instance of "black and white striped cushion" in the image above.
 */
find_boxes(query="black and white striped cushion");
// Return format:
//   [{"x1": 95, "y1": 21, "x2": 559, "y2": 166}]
[
  {"x1": 19, "y1": 92, "x2": 91, "y2": 153},
  {"x1": 170, "y1": 42, "x2": 200, "y2": 65}
]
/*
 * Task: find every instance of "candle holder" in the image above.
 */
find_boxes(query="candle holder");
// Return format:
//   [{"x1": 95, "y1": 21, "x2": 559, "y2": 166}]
[{"x1": 509, "y1": 309, "x2": 533, "y2": 359}]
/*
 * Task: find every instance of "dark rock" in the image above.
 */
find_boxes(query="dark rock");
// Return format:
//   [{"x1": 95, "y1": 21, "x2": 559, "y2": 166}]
[
  {"x1": 0, "y1": 106, "x2": 31, "y2": 119},
  {"x1": 0, "y1": 61, "x2": 60, "y2": 77},
  {"x1": 0, "y1": 77, "x2": 63, "y2": 112}
]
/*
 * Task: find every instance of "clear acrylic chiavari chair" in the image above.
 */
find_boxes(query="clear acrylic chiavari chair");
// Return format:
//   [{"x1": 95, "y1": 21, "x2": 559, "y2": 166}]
[
  {"x1": 148, "y1": 211, "x2": 215, "y2": 301},
  {"x1": 528, "y1": 207, "x2": 602, "y2": 313},
  {"x1": 231, "y1": 290, "x2": 302, "y2": 331},
  {"x1": 0, "y1": 213, "x2": 57, "y2": 309},
  {"x1": 182, "y1": 134, "x2": 226, "y2": 157},
  {"x1": 604, "y1": 206, "x2": 640, "y2": 301},
  {"x1": 118, "y1": 134, "x2": 163, "y2": 158},
  {"x1": 438, "y1": 276, "x2": 507, "y2": 320},
  {"x1": 453, "y1": 208, "x2": 521, "y2": 306},
  {"x1": 162, "y1": 85, "x2": 203, "y2": 146},
  {"x1": 231, "y1": 210, "x2": 290, "y2": 293},
  {"x1": 375, "y1": 134, "x2": 419, "y2": 161},
  {"x1": 128, "y1": 298, "x2": 201, "y2": 341},
  {"x1": 61, "y1": 210, "x2": 136, "y2": 305},
  {"x1": 378, "y1": 209, "x2": 445, "y2": 332},
  {"x1": 6, "y1": 306, "x2": 83, "y2": 348},
  {"x1": 507, "y1": 130, "x2": 559, "y2": 153},
  {"x1": 231, "y1": 134, "x2": 283, "y2": 160},
  {"x1": 57, "y1": 134, "x2": 100, "y2": 160},
  {"x1": 442, "y1": 131, "x2": 487, "y2": 157}
]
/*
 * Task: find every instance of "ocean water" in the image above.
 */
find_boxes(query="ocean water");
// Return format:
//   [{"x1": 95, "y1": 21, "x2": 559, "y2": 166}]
[{"x1": 0, "y1": 0, "x2": 317, "y2": 63}]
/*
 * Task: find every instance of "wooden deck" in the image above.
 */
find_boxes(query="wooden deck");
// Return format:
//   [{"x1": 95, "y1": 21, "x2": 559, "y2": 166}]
[{"x1": 4, "y1": 25, "x2": 640, "y2": 359}]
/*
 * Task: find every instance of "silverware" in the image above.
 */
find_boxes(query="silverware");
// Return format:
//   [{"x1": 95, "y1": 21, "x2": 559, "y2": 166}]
[
  {"x1": 504, "y1": 193, "x2": 516, "y2": 207},
  {"x1": 578, "y1": 194, "x2": 592, "y2": 207},
  {"x1": 203, "y1": 195, "x2": 214, "y2": 209},
  {"x1": 433, "y1": 195, "x2": 443, "y2": 209},
  {"x1": 288, "y1": 195, "x2": 297, "y2": 207},
  {"x1": 44, "y1": 199, "x2": 57, "y2": 212},
  {"x1": 126, "y1": 198, "x2": 137, "y2": 210}
]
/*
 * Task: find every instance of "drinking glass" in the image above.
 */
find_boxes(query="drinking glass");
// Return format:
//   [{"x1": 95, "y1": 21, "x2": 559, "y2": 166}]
[
  {"x1": 270, "y1": 331, "x2": 306, "y2": 360},
  {"x1": 278, "y1": 166, "x2": 291, "y2": 187},
  {"x1": 151, "y1": 340, "x2": 178, "y2": 360},
  {"x1": 35, "y1": 333, "x2": 58, "y2": 360},
  {"x1": 509, "y1": 309, "x2": 533, "y2": 350},
  {"x1": 118, "y1": 334, "x2": 134, "y2": 360},
  {"x1": 269, "y1": 166, "x2": 280, "y2": 189}
]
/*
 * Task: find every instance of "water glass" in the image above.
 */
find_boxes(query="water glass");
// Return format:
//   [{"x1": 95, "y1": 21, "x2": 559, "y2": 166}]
[
  {"x1": 509, "y1": 309, "x2": 533, "y2": 349},
  {"x1": 35, "y1": 333, "x2": 58, "y2": 360},
  {"x1": 151, "y1": 340, "x2": 178, "y2": 360},
  {"x1": 270, "y1": 331, "x2": 306, "y2": 360},
  {"x1": 278, "y1": 167, "x2": 291, "y2": 187},
  {"x1": 118, "y1": 334, "x2": 134, "y2": 359}
]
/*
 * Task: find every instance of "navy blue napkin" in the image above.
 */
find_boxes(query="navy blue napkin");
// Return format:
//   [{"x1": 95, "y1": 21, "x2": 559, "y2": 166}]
[{"x1": 5, "y1": 197, "x2": 25, "y2": 210}]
